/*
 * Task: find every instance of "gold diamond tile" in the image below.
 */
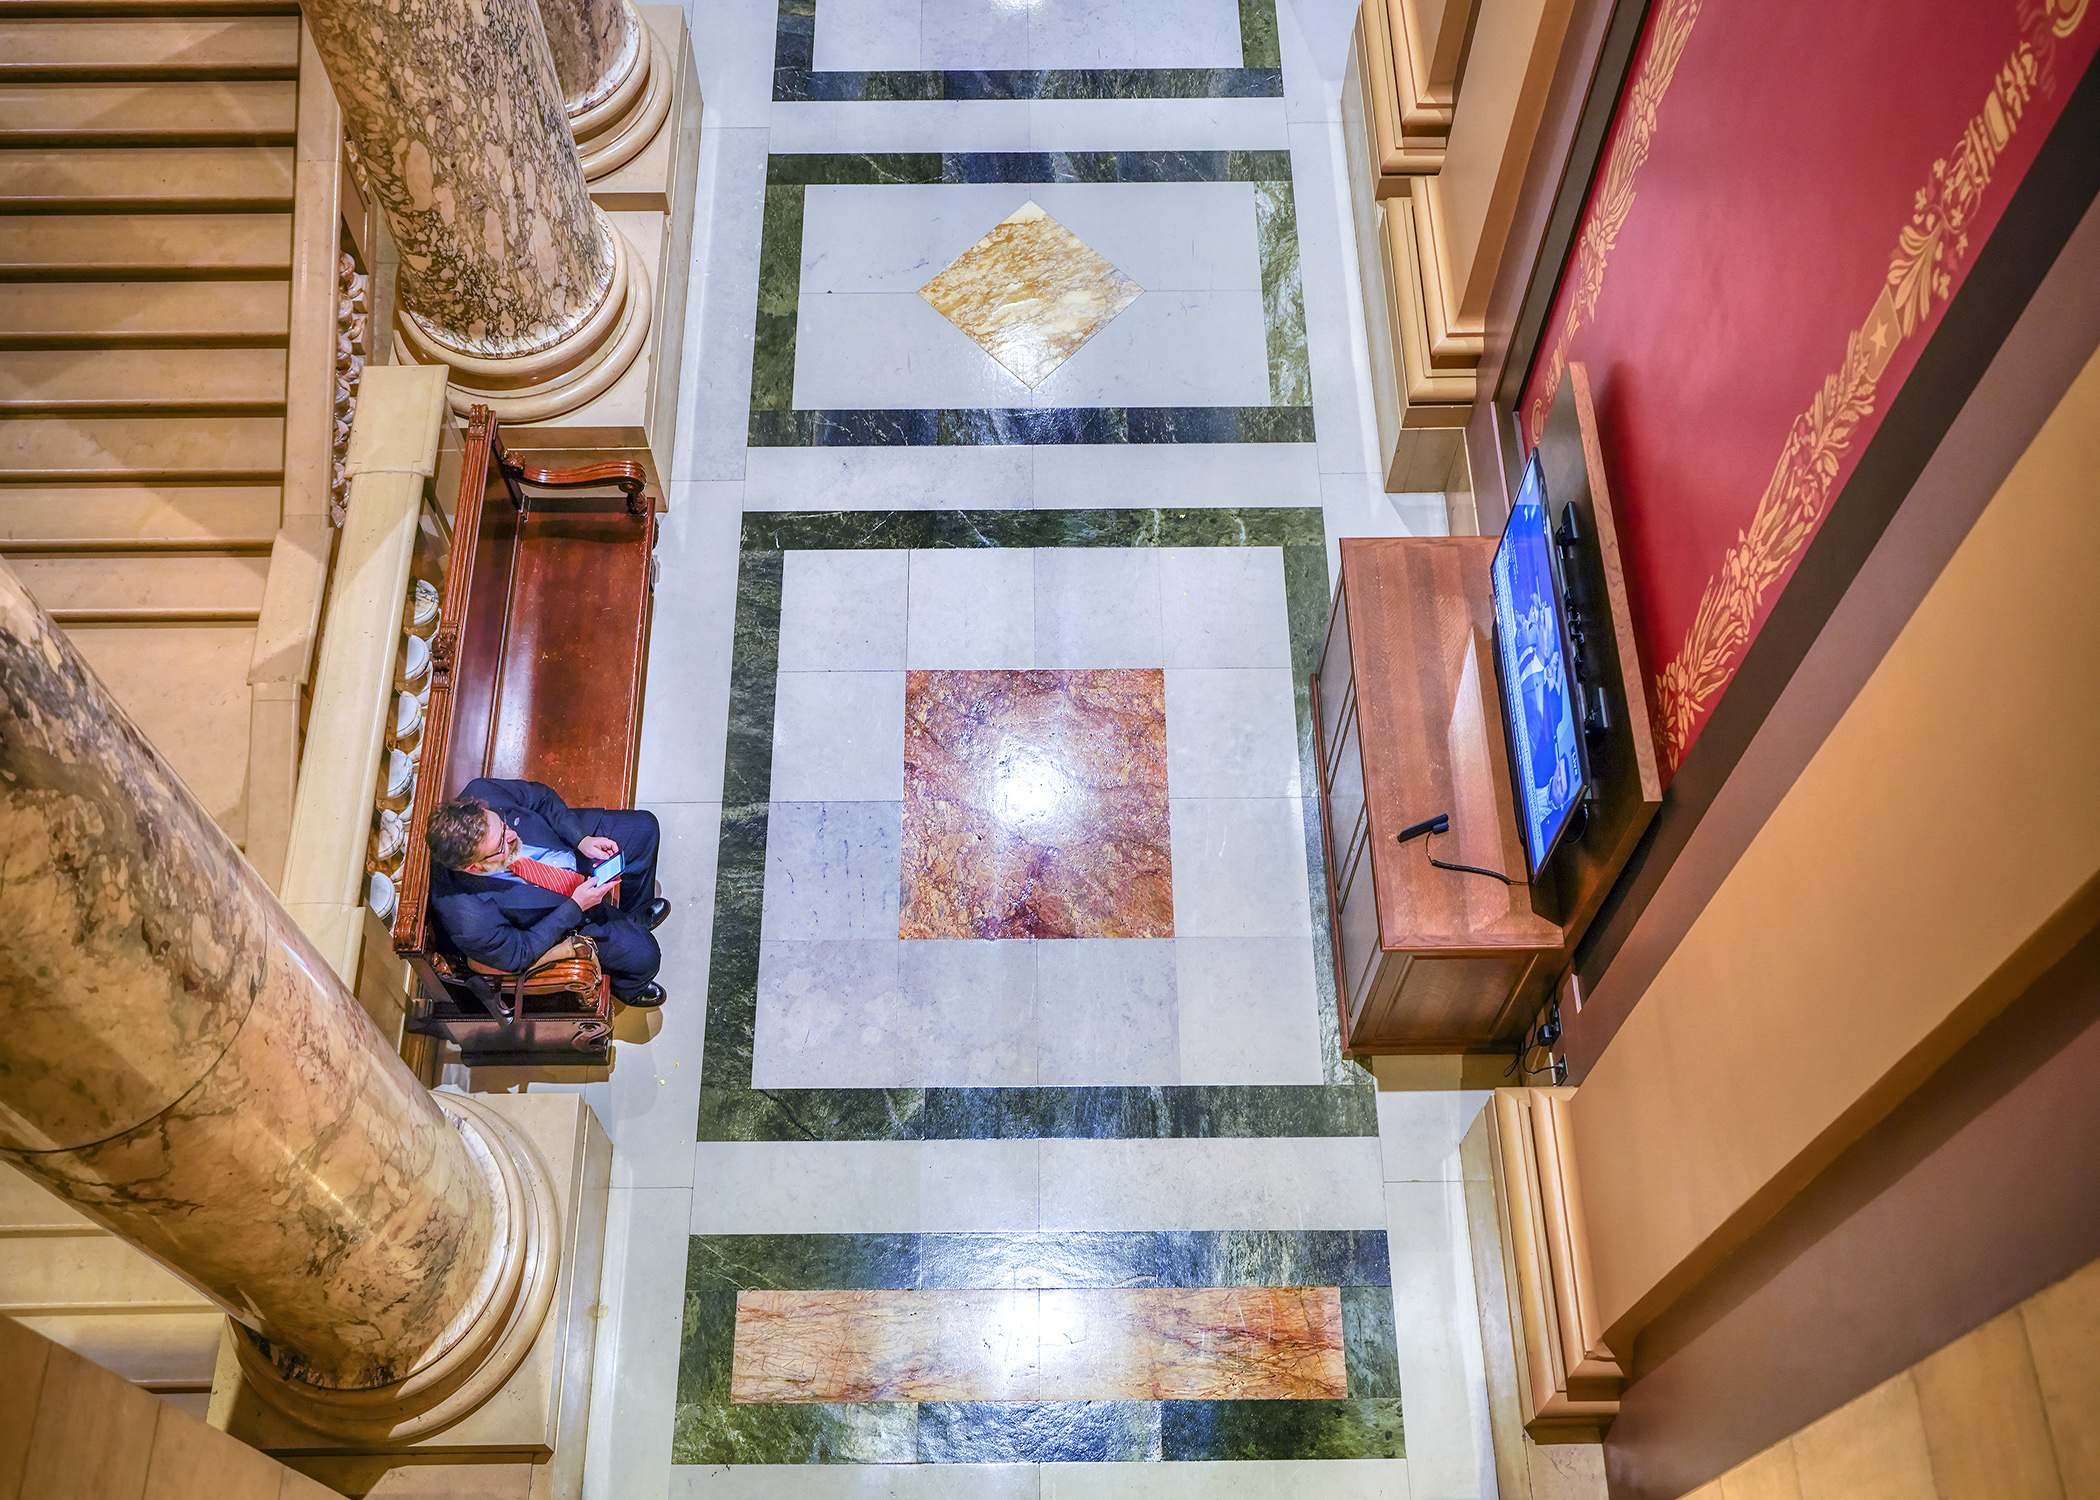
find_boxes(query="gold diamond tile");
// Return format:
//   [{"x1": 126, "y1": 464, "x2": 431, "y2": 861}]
[{"x1": 919, "y1": 202, "x2": 1143, "y2": 389}]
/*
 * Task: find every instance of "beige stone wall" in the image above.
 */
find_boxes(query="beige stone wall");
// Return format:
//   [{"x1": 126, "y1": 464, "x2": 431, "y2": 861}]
[{"x1": 1678, "y1": 1256, "x2": 2100, "y2": 1500}]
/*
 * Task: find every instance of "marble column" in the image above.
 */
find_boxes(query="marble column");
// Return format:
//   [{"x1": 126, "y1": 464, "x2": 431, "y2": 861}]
[
  {"x1": 0, "y1": 567, "x2": 532, "y2": 1415},
  {"x1": 301, "y1": 0, "x2": 649, "y2": 416},
  {"x1": 538, "y1": 0, "x2": 671, "y2": 180}
]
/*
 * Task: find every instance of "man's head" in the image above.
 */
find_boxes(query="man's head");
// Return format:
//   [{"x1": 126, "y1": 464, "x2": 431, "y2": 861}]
[{"x1": 426, "y1": 798, "x2": 518, "y2": 874}]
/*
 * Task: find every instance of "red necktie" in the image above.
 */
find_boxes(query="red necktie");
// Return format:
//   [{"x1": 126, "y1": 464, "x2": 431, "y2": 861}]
[{"x1": 511, "y1": 857, "x2": 586, "y2": 897}]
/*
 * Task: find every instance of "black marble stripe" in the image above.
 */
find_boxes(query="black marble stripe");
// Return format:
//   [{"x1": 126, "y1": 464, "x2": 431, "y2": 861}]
[
  {"x1": 749, "y1": 405, "x2": 1316, "y2": 447},
  {"x1": 765, "y1": 149, "x2": 1296, "y2": 185},
  {"x1": 686, "y1": 1229, "x2": 1394, "y2": 1292},
  {"x1": 695, "y1": 1084, "x2": 1375, "y2": 1141}
]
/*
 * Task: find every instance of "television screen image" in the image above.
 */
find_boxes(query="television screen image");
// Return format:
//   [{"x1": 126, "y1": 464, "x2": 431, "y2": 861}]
[{"x1": 1491, "y1": 456, "x2": 1587, "y2": 876}]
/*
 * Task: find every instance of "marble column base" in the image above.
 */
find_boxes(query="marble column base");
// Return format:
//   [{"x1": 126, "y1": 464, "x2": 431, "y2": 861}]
[
  {"x1": 575, "y1": 30, "x2": 674, "y2": 182},
  {"x1": 220, "y1": 1096, "x2": 612, "y2": 1499},
  {"x1": 396, "y1": 216, "x2": 654, "y2": 425}
]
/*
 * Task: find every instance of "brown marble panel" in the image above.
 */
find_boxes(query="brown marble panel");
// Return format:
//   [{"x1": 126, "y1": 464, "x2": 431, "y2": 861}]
[
  {"x1": 729, "y1": 1287, "x2": 1347, "y2": 1404},
  {"x1": 900, "y1": 669, "x2": 1173, "y2": 940},
  {"x1": 731, "y1": 1289, "x2": 1039, "y2": 1403}
]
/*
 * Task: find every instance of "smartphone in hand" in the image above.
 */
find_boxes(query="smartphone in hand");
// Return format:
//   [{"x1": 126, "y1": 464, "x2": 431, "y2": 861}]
[{"x1": 593, "y1": 852, "x2": 626, "y2": 884}]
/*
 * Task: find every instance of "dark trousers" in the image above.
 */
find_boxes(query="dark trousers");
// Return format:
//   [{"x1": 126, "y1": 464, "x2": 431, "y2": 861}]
[{"x1": 578, "y1": 808, "x2": 661, "y2": 999}]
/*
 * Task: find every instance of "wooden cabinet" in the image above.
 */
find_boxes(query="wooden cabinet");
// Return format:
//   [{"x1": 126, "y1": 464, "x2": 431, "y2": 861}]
[{"x1": 1313, "y1": 537, "x2": 1566, "y2": 1054}]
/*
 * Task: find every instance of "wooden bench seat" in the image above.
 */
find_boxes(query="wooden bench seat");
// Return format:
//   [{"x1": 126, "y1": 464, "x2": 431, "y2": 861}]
[{"x1": 393, "y1": 405, "x2": 657, "y2": 1067}]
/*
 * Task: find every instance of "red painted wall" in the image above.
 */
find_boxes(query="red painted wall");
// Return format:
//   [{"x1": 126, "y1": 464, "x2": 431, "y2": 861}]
[{"x1": 1518, "y1": 0, "x2": 2098, "y2": 773}]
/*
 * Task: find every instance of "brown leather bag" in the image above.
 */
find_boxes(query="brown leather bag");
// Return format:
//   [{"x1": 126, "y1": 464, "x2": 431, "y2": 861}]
[{"x1": 461, "y1": 935, "x2": 613, "y2": 1045}]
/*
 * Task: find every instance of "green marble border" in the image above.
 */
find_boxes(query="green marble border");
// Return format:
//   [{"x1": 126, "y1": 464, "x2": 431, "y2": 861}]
[
  {"x1": 699, "y1": 506, "x2": 1364, "y2": 1139},
  {"x1": 749, "y1": 151, "x2": 1311, "y2": 443},
  {"x1": 676, "y1": 1231, "x2": 1404, "y2": 1464}
]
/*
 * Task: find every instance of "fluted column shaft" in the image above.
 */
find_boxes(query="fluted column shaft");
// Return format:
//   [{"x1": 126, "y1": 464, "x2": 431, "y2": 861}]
[
  {"x1": 0, "y1": 569, "x2": 498, "y2": 1392},
  {"x1": 302, "y1": 0, "x2": 615, "y2": 360}
]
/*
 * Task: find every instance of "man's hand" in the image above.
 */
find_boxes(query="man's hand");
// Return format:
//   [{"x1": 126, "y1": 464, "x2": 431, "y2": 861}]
[
  {"x1": 578, "y1": 836, "x2": 619, "y2": 862},
  {"x1": 572, "y1": 877, "x2": 616, "y2": 914}
]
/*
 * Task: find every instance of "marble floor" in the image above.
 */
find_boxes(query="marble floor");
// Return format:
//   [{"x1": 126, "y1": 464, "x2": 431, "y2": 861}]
[{"x1": 440, "y1": 0, "x2": 1502, "y2": 1492}]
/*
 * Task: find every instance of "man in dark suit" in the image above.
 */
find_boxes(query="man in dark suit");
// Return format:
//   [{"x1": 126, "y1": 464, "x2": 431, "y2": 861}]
[{"x1": 424, "y1": 778, "x2": 671, "y2": 1008}]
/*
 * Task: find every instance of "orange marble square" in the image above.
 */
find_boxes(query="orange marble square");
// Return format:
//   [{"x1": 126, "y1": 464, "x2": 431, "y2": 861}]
[{"x1": 900, "y1": 669, "x2": 1173, "y2": 940}]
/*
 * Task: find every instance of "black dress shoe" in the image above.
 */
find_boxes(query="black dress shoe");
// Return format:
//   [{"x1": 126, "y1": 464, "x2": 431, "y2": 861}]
[
  {"x1": 642, "y1": 896, "x2": 672, "y2": 930},
  {"x1": 616, "y1": 983, "x2": 667, "y2": 1009}
]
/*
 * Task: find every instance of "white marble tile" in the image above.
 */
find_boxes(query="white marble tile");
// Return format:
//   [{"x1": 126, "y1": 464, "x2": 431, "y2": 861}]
[
  {"x1": 1164, "y1": 667, "x2": 1302, "y2": 798},
  {"x1": 584, "y1": 1186, "x2": 690, "y2": 1500},
  {"x1": 1038, "y1": 1136, "x2": 1386, "y2": 1230},
  {"x1": 1027, "y1": 0, "x2": 1243, "y2": 68},
  {"x1": 676, "y1": 1463, "x2": 1043, "y2": 1499},
  {"x1": 679, "y1": 0, "x2": 781, "y2": 128},
  {"x1": 1386, "y1": 1179, "x2": 1500, "y2": 1500},
  {"x1": 802, "y1": 184, "x2": 1039, "y2": 296},
  {"x1": 634, "y1": 493, "x2": 743, "y2": 806},
  {"x1": 1290, "y1": 120, "x2": 1387, "y2": 481},
  {"x1": 1159, "y1": 546, "x2": 1293, "y2": 669},
  {"x1": 1028, "y1": 289, "x2": 1272, "y2": 408},
  {"x1": 920, "y1": 0, "x2": 1029, "y2": 69},
  {"x1": 673, "y1": 125, "x2": 770, "y2": 483},
  {"x1": 1028, "y1": 183, "x2": 1263, "y2": 293},
  {"x1": 690, "y1": 1140, "x2": 1039, "y2": 1232},
  {"x1": 1168, "y1": 797, "x2": 1313, "y2": 938},
  {"x1": 897, "y1": 937, "x2": 1040, "y2": 1084},
  {"x1": 770, "y1": 670, "x2": 907, "y2": 801},
  {"x1": 1032, "y1": 547, "x2": 1163, "y2": 668},
  {"x1": 1375, "y1": 1091, "x2": 1492, "y2": 1183},
  {"x1": 745, "y1": 445, "x2": 1035, "y2": 512},
  {"x1": 1279, "y1": 0, "x2": 1357, "y2": 126},
  {"x1": 795, "y1": 290, "x2": 1025, "y2": 411},
  {"x1": 1030, "y1": 442, "x2": 1321, "y2": 511},
  {"x1": 1027, "y1": 97, "x2": 1292, "y2": 153},
  {"x1": 1173, "y1": 936, "x2": 1324, "y2": 1085},
  {"x1": 779, "y1": 548, "x2": 911, "y2": 672},
  {"x1": 1033, "y1": 938, "x2": 1179, "y2": 1085},
  {"x1": 752, "y1": 938, "x2": 904, "y2": 1086},
  {"x1": 1042, "y1": 1459, "x2": 1412, "y2": 1499},
  {"x1": 760, "y1": 800, "x2": 904, "y2": 939},
  {"x1": 907, "y1": 548, "x2": 1035, "y2": 667},
  {"x1": 771, "y1": 100, "x2": 1035, "y2": 156},
  {"x1": 810, "y1": 0, "x2": 922, "y2": 72}
]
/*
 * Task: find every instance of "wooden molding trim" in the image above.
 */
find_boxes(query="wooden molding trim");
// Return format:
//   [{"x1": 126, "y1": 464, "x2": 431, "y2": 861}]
[
  {"x1": 1380, "y1": 197, "x2": 1479, "y2": 414},
  {"x1": 1356, "y1": 5, "x2": 1449, "y2": 187},
  {"x1": 1487, "y1": 1086, "x2": 1624, "y2": 1440}
]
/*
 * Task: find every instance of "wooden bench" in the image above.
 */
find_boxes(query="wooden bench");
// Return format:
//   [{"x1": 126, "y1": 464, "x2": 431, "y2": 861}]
[{"x1": 393, "y1": 406, "x2": 658, "y2": 1067}]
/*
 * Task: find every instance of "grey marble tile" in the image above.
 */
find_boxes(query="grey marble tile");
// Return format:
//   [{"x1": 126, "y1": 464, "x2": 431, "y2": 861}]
[
  {"x1": 908, "y1": 548, "x2": 1035, "y2": 667},
  {"x1": 752, "y1": 939, "x2": 905, "y2": 1087},
  {"x1": 745, "y1": 445, "x2": 1036, "y2": 512},
  {"x1": 673, "y1": 126, "x2": 770, "y2": 482},
  {"x1": 1032, "y1": 547, "x2": 1163, "y2": 669},
  {"x1": 1386, "y1": 1179, "x2": 1497, "y2": 1499},
  {"x1": 1164, "y1": 667, "x2": 1302, "y2": 797},
  {"x1": 1159, "y1": 546, "x2": 1293, "y2": 668},
  {"x1": 1174, "y1": 936, "x2": 1323, "y2": 1086},
  {"x1": 1375, "y1": 1090, "x2": 1492, "y2": 1183},
  {"x1": 778, "y1": 548, "x2": 910, "y2": 671},
  {"x1": 682, "y1": 0, "x2": 781, "y2": 128},
  {"x1": 761, "y1": 800, "x2": 905, "y2": 940},
  {"x1": 1037, "y1": 1136, "x2": 1386, "y2": 1230},
  {"x1": 1040, "y1": 1459, "x2": 1412, "y2": 1498},
  {"x1": 1030, "y1": 442, "x2": 1319, "y2": 511},
  {"x1": 583, "y1": 1186, "x2": 691, "y2": 1500},
  {"x1": 690, "y1": 1140, "x2": 1040, "y2": 1232},
  {"x1": 897, "y1": 938, "x2": 1040, "y2": 1085},
  {"x1": 634, "y1": 492, "x2": 743, "y2": 807},
  {"x1": 770, "y1": 670, "x2": 907, "y2": 801},
  {"x1": 1034, "y1": 938, "x2": 1179, "y2": 1085},
  {"x1": 1167, "y1": 797, "x2": 1313, "y2": 938}
]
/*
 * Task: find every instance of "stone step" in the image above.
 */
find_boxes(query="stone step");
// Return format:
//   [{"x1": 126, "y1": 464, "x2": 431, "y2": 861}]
[
  {"x1": 0, "y1": 80, "x2": 297, "y2": 145},
  {"x1": 9, "y1": 549, "x2": 271, "y2": 616},
  {"x1": 0, "y1": 413, "x2": 284, "y2": 479},
  {"x1": 0, "y1": 16, "x2": 299, "y2": 79},
  {"x1": 0, "y1": 280, "x2": 288, "y2": 344},
  {"x1": 0, "y1": 145, "x2": 294, "y2": 210},
  {"x1": 11, "y1": 1312, "x2": 225, "y2": 1393},
  {"x1": 0, "y1": 1233, "x2": 216, "y2": 1316},
  {"x1": 0, "y1": 347, "x2": 288, "y2": 411},
  {"x1": 0, "y1": 484, "x2": 280, "y2": 547},
  {"x1": 0, "y1": 212, "x2": 290, "y2": 279}
]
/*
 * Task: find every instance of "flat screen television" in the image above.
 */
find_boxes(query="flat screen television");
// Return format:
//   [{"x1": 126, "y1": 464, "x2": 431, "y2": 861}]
[{"x1": 1491, "y1": 451, "x2": 1589, "y2": 877}]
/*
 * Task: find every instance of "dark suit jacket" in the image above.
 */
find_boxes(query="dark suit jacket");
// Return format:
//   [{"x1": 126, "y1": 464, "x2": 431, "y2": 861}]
[{"x1": 430, "y1": 778, "x2": 612, "y2": 973}]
